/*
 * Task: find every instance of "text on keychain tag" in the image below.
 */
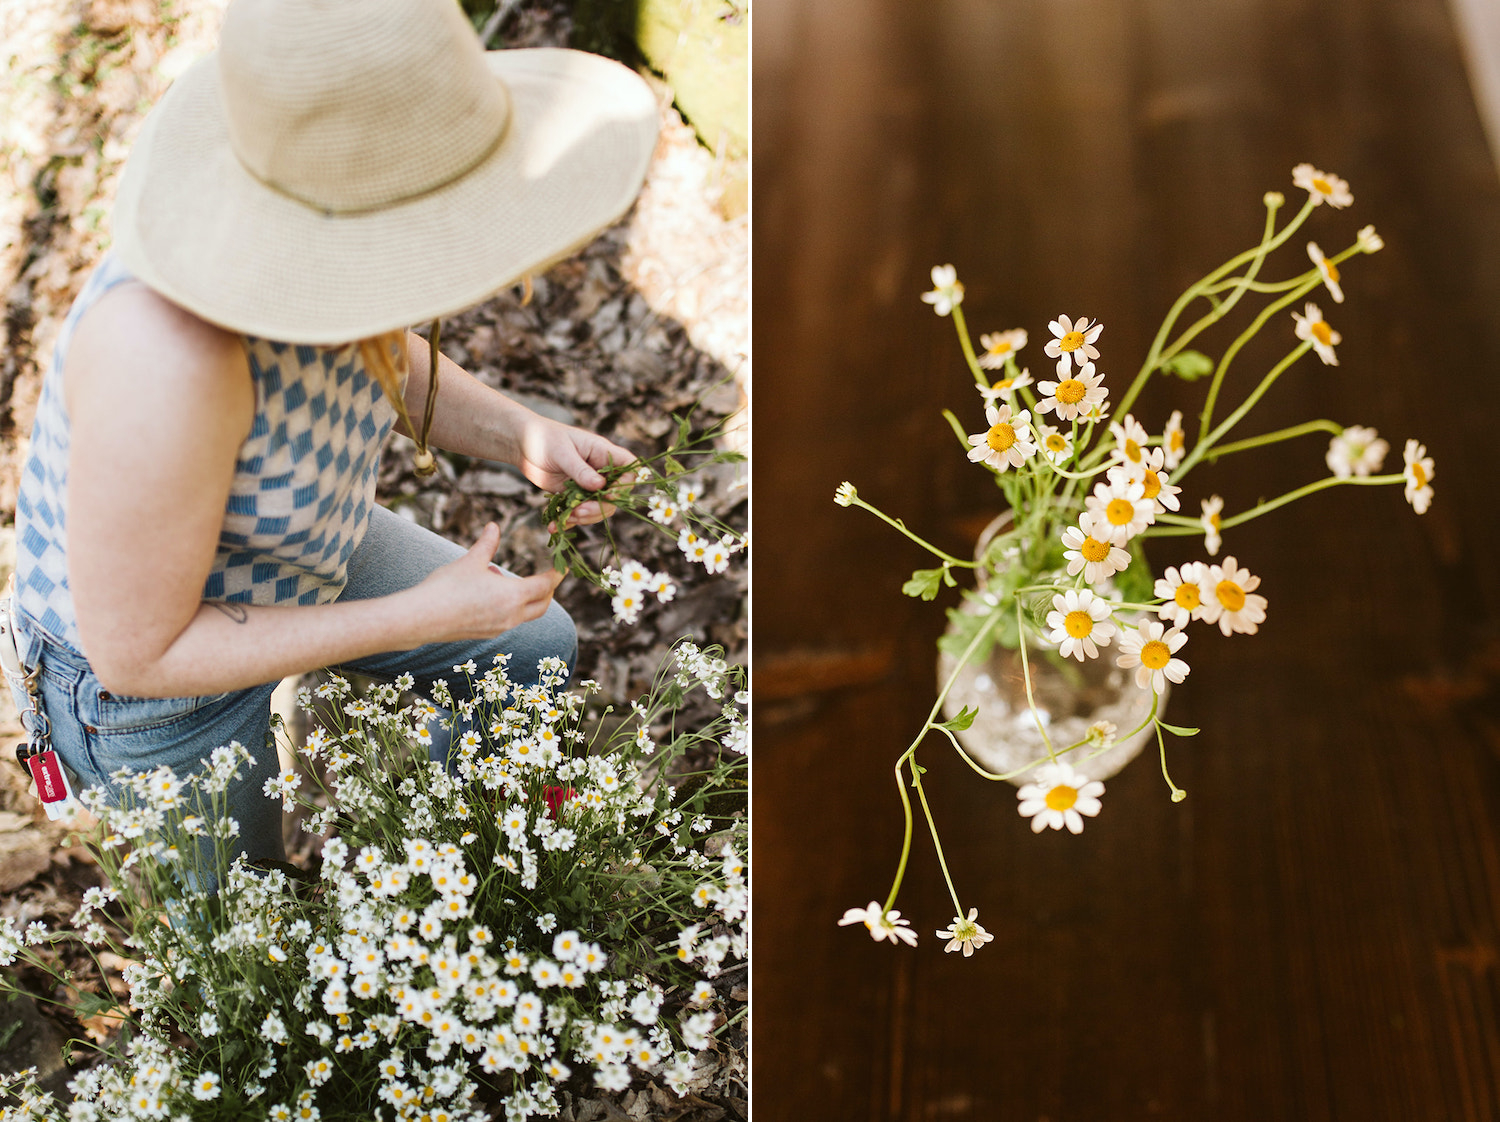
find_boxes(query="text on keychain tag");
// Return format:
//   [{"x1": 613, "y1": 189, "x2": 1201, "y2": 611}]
[{"x1": 25, "y1": 748, "x2": 75, "y2": 820}]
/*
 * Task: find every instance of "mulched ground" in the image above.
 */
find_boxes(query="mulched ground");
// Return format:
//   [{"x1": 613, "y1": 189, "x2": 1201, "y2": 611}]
[{"x1": 0, "y1": 1, "x2": 746, "y2": 1116}]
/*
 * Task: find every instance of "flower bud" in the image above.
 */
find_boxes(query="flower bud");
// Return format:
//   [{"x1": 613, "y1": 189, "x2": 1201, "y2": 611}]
[{"x1": 1263, "y1": 191, "x2": 1285, "y2": 208}]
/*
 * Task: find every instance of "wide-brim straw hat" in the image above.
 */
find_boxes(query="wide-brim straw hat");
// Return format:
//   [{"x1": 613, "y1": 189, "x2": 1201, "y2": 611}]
[{"x1": 111, "y1": 0, "x2": 659, "y2": 344}]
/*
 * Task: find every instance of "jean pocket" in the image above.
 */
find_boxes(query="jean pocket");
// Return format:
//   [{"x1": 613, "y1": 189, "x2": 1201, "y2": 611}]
[{"x1": 77, "y1": 678, "x2": 231, "y2": 734}]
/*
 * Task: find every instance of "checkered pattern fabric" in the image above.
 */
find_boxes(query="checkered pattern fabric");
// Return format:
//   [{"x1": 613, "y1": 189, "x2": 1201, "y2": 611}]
[{"x1": 15, "y1": 253, "x2": 397, "y2": 652}]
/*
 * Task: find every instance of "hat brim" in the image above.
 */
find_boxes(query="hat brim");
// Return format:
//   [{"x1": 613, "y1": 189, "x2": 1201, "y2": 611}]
[{"x1": 112, "y1": 48, "x2": 659, "y2": 344}]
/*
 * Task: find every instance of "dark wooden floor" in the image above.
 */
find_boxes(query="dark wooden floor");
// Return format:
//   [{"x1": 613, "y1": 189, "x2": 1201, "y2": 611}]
[{"x1": 752, "y1": 0, "x2": 1500, "y2": 1118}]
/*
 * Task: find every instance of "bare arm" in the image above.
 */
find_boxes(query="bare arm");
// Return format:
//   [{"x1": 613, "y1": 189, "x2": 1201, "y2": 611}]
[
  {"x1": 400, "y1": 333, "x2": 635, "y2": 524},
  {"x1": 65, "y1": 287, "x2": 559, "y2": 698}
]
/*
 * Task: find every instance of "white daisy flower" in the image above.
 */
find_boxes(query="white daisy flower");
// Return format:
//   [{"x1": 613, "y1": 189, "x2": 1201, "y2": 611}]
[
  {"x1": 921, "y1": 264, "x2": 964, "y2": 316},
  {"x1": 1115, "y1": 454, "x2": 1181, "y2": 515},
  {"x1": 966, "y1": 403, "x2": 1037, "y2": 472},
  {"x1": 977, "y1": 368, "x2": 1033, "y2": 408},
  {"x1": 1200, "y1": 495, "x2": 1224, "y2": 556},
  {"x1": 1292, "y1": 301, "x2": 1341, "y2": 365},
  {"x1": 1108, "y1": 414, "x2": 1151, "y2": 476},
  {"x1": 1161, "y1": 409, "x2": 1187, "y2": 470},
  {"x1": 1084, "y1": 476, "x2": 1154, "y2": 545},
  {"x1": 834, "y1": 481, "x2": 857, "y2": 507},
  {"x1": 1292, "y1": 163, "x2": 1353, "y2": 208},
  {"x1": 1036, "y1": 361, "x2": 1108, "y2": 421},
  {"x1": 1306, "y1": 242, "x2": 1344, "y2": 303},
  {"x1": 977, "y1": 328, "x2": 1027, "y2": 369},
  {"x1": 838, "y1": 901, "x2": 918, "y2": 947},
  {"x1": 1326, "y1": 425, "x2": 1388, "y2": 479},
  {"x1": 1077, "y1": 397, "x2": 1112, "y2": 424},
  {"x1": 646, "y1": 493, "x2": 679, "y2": 524},
  {"x1": 1045, "y1": 588, "x2": 1117, "y2": 661},
  {"x1": 1357, "y1": 224, "x2": 1384, "y2": 253},
  {"x1": 1200, "y1": 556, "x2": 1268, "y2": 636},
  {"x1": 1043, "y1": 314, "x2": 1103, "y2": 375},
  {"x1": 1403, "y1": 439, "x2": 1435, "y2": 514},
  {"x1": 937, "y1": 908, "x2": 994, "y2": 957},
  {"x1": 1061, "y1": 512, "x2": 1132, "y2": 585},
  {"x1": 1115, "y1": 621, "x2": 1191, "y2": 693},
  {"x1": 1016, "y1": 762, "x2": 1105, "y2": 834},
  {"x1": 1154, "y1": 562, "x2": 1211, "y2": 628},
  {"x1": 1034, "y1": 421, "x2": 1073, "y2": 465}
]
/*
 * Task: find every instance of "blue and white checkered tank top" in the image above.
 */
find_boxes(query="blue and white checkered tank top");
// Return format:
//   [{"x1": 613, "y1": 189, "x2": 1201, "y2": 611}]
[{"x1": 15, "y1": 253, "x2": 398, "y2": 652}]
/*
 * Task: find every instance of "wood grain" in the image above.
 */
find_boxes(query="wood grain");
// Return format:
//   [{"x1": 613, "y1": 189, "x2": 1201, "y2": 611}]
[{"x1": 752, "y1": 0, "x2": 1500, "y2": 1117}]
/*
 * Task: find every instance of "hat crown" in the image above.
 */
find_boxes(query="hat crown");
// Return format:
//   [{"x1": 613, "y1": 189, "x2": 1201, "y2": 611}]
[{"x1": 218, "y1": 0, "x2": 510, "y2": 214}]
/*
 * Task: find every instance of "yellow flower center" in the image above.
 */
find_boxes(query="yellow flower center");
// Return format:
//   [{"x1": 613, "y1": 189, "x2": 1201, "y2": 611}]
[
  {"x1": 1141, "y1": 470, "x2": 1161, "y2": 499},
  {"x1": 1080, "y1": 536, "x2": 1110, "y2": 563},
  {"x1": 1140, "y1": 639, "x2": 1171, "y2": 670},
  {"x1": 1312, "y1": 176, "x2": 1332, "y2": 195},
  {"x1": 1169, "y1": 430, "x2": 1185, "y2": 452},
  {"x1": 1208, "y1": 512, "x2": 1221, "y2": 531},
  {"x1": 1411, "y1": 462, "x2": 1428, "y2": 487},
  {"x1": 1059, "y1": 330, "x2": 1085, "y2": 352},
  {"x1": 1124, "y1": 438, "x2": 1141, "y2": 462},
  {"x1": 1064, "y1": 610, "x2": 1094, "y2": 638},
  {"x1": 1045, "y1": 433, "x2": 1068, "y2": 452},
  {"x1": 1056, "y1": 379, "x2": 1086, "y2": 405},
  {"x1": 1174, "y1": 583, "x2": 1201, "y2": 611},
  {"x1": 987, "y1": 341, "x2": 1014, "y2": 358},
  {"x1": 1045, "y1": 784, "x2": 1078, "y2": 810},
  {"x1": 1106, "y1": 498, "x2": 1135, "y2": 526},
  {"x1": 1216, "y1": 580, "x2": 1246, "y2": 612},
  {"x1": 990, "y1": 376, "x2": 1014, "y2": 392},
  {"x1": 1311, "y1": 321, "x2": 1333, "y2": 347},
  {"x1": 1323, "y1": 259, "x2": 1340, "y2": 282},
  {"x1": 987, "y1": 423, "x2": 1017, "y2": 452}
]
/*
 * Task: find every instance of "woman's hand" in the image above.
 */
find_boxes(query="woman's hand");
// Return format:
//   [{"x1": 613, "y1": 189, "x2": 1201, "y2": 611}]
[
  {"x1": 513, "y1": 414, "x2": 635, "y2": 528},
  {"x1": 405, "y1": 523, "x2": 563, "y2": 643}
]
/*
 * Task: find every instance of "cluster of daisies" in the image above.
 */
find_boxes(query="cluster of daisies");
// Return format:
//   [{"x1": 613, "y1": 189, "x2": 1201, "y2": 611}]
[
  {"x1": 597, "y1": 479, "x2": 743, "y2": 625},
  {"x1": 839, "y1": 163, "x2": 1437, "y2": 959},
  {"x1": 0, "y1": 649, "x2": 747, "y2": 1122}
]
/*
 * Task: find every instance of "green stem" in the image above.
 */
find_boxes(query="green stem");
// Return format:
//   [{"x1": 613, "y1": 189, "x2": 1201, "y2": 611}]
[
  {"x1": 1201, "y1": 419, "x2": 1344, "y2": 463},
  {"x1": 1177, "y1": 341, "x2": 1313, "y2": 479},
  {"x1": 1142, "y1": 472, "x2": 1406, "y2": 537},
  {"x1": 951, "y1": 305, "x2": 987, "y2": 385},
  {"x1": 911, "y1": 769, "x2": 964, "y2": 918},
  {"x1": 1157, "y1": 715, "x2": 1186, "y2": 801},
  {"x1": 847, "y1": 495, "x2": 977, "y2": 568},
  {"x1": 1016, "y1": 601, "x2": 1056, "y2": 760}
]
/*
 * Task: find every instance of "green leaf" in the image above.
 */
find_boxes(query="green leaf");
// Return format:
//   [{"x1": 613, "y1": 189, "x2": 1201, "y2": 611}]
[
  {"x1": 74, "y1": 991, "x2": 117, "y2": 1019},
  {"x1": 936, "y1": 705, "x2": 978, "y2": 732},
  {"x1": 1159, "y1": 350, "x2": 1214, "y2": 381},
  {"x1": 1156, "y1": 721, "x2": 1200, "y2": 737},
  {"x1": 902, "y1": 566, "x2": 954, "y2": 601}
]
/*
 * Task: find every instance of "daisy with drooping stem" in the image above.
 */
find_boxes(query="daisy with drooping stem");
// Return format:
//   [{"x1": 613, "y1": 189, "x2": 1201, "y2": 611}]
[
  {"x1": 1155, "y1": 562, "x2": 1210, "y2": 628},
  {"x1": 977, "y1": 328, "x2": 1027, "y2": 369},
  {"x1": 1306, "y1": 242, "x2": 1344, "y2": 303},
  {"x1": 1292, "y1": 301, "x2": 1341, "y2": 365},
  {"x1": 966, "y1": 403, "x2": 1037, "y2": 472},
  {"x1": 1326, "y1": 425, "x2": 1388, "y2": 478},
  {"x1": 1200, "y1": 556, "x2": 1268, "y2": 636},
  {"x1": 1084, "y1": 476, "x2": 1155, "y2": 546},
  {"x1": 1016, "y1": 762, "x2": 1105, "y2": 834},
  {"x1": 1403, "y1": 439, "x2": 1435, "y2": 513},
  {"x1": 1036, "y1": 361, "x2": 1108, "y2": 422},
  {"x1": 937, "y1": 908, "x2": 994, "y2": 957},
  {"x1": 922, "y1": 264, "x2": 964, "y2": 316},
  {"x1": 1292, "y1": 162, "x2": 1354, "y2": 208},
  {"x1": 1200, "y1": 495, "x2": 1224, "y2": 555},
  {"x1": 1045, "y1": 588, "x2": 1116, "y2": 661},
  {"x1": 1043, "y1": 314, "x2": 1103, "y2": 374},
  {"x1": 838, "y1": 902, "x2": 919, "y2": 947},
  {"x1": 1116, "y1": 621, "x2": 1191, "y2": 693},
  {"x1": 1062, "y1": 512, "x2": 1132, "y2": 585}
]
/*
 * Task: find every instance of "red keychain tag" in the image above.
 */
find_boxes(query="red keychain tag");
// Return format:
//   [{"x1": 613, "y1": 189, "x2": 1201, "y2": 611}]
[{"x1": 25, "y1": 749, "x2": 75, "y2": 821}]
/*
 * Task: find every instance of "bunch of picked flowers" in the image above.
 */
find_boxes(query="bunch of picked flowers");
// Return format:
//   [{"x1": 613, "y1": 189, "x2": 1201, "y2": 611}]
[
  {"x1": 543, "y1": 412, "x2": 746, "y2": 626},
  {"x1": 836, "y1": 164, "x2": 1432, "y2": 956},
  {"x1": 0, "y1": 643, "x2": 746, "y2": 1121}
]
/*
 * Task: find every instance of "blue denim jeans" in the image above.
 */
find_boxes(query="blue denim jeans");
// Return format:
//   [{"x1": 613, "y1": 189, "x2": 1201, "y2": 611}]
[{"x1": 12, "y1": 505, "x2": 575, "y2": 870}]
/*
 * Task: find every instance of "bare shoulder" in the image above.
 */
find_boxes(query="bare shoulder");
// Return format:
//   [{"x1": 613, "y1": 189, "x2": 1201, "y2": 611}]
[{"x1": 64, "y1": 281, "x2": 252, "y2": 426}]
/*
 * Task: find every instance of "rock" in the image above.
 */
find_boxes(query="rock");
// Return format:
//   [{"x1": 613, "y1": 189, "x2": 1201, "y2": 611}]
[
  {"x1": 0, "y1": 827, "x2": 51, "y2": 892},
  {"x1": 0, "y1": 991, "x2": 70, "y2": 1098}
]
